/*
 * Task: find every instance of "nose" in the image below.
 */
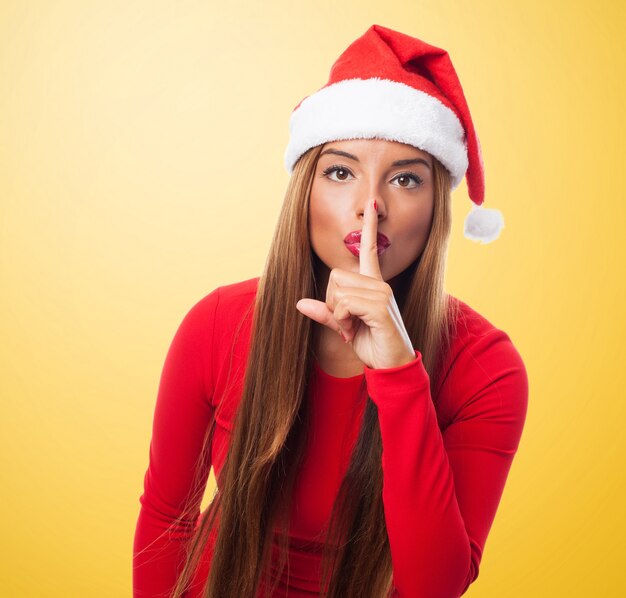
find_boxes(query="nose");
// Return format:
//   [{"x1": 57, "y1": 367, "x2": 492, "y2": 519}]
[{"x1": 357, "y1": 192, "x2": 385, "y2": 221}]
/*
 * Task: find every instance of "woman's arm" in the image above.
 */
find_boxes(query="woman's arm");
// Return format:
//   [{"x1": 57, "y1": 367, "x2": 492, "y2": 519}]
[
  {"x1": 132, "y1": 289, "x2": 219, "y2": 598},
  {"x1": 364, "y1": 329, "x2": 529, "y2": 598}
]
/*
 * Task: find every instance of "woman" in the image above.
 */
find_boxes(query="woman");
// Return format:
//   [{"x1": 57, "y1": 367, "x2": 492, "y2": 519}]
[{"x1": 133, "y1": 24, "x2": 528, "y2": 598}]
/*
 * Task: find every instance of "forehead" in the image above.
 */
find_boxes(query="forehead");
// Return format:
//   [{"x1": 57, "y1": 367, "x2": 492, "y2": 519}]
[{"x1": 320, "y1": 138, "x2": 431, "y2": 161}]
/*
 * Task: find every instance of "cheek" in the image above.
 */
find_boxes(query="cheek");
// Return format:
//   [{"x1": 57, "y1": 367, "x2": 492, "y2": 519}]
[
  {"x1": 309, "y1": 187, "x2": 339, "y2": 236},
  {"x1": 308, "y1": 195, "x2": 324, "y2": 238},
  {"x1": 309, "y1": 195, "x2": 325, "y2": 225},
  {"x1": 396, "y1": 201, "x2": 434, "y2": 251}
]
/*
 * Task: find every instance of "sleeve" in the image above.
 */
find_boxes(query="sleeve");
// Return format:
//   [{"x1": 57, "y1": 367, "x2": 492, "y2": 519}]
[
  {"x1": 363, "y1": 329, "x2": 529, "y2": 598},
  {"x1": 132, "y1": 288, "x2": 220, "y2": 598}
]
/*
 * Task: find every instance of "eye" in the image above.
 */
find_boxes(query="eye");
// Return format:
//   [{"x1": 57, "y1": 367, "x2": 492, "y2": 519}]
[
  {"x1": 321, "y1": 164, "x2": 354, "y2": 182},
  {"x1": 391, "y1": 172, "x2": 423, "y2": 189}
]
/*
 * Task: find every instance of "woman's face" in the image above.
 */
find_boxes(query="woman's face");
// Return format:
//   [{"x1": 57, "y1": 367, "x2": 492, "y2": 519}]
[{"x1": 309, "y1": 138, "x2": 435, "y2": 283}]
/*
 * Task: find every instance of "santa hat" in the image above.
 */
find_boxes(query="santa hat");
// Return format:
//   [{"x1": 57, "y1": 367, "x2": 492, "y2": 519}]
[{"x1": 284, "y1": 24, "x2": 504, "y2": 244}]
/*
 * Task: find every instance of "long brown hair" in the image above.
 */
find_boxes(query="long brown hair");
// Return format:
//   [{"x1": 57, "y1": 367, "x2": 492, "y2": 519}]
[{"x1": 168, "y1": 142, "x2": 459, "y2": 597}]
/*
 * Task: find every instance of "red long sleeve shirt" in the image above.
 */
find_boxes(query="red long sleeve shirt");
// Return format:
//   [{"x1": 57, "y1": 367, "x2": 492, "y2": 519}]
[{"x1": 133, "y1": 276, "x2": 528, "y2": 598}]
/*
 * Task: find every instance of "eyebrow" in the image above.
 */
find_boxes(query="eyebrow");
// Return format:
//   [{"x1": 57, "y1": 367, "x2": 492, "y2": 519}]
[{"x1": 319, "y1": 148, "x2": 432, "y2": 170}]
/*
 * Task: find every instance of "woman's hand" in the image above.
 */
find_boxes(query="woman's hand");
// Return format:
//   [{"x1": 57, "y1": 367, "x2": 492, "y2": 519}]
[{"x1": 296, "y1": 198, "x2": 416, "y2": 370}]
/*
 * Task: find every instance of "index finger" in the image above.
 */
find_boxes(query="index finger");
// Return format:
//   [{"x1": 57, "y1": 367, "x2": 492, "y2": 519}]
[{"x1": 359, "y1": 198, "x2": 383, "y2": 280}]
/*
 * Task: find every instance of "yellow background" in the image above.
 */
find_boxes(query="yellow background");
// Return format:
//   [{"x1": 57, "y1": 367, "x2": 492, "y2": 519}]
[{"x1": 1, "y1": 1, "x2": 625, "y2": 596}]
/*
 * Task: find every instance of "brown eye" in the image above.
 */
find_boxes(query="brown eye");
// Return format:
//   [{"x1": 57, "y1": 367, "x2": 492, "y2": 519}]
[
  {"x1": 322, "y1": 165, "x2": 354, "y2": 182},
  {"x1": 397, "y1": 176, "x2": 410, "y2": 187},
  {"x1": 391, "y1": 172, "x2": 423, "y2": 189}
]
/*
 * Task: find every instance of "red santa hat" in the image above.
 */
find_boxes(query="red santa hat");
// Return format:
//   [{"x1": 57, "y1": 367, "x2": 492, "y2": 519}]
[{"x1": 284, "y1": 24, "x2": 504, "y2": 244}]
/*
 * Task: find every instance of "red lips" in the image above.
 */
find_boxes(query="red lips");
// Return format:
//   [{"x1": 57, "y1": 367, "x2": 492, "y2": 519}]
[
  {"x1": 343, "y1": 231, "x2": 391, "y2": 257},
  {"x1": 344, "y1": 231, "x2": 391, "y2": 248}
]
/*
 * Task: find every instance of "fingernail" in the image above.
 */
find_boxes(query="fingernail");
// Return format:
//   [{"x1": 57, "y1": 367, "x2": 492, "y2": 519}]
[
  {"x1": 373, "y1": 199, "x2": 378, "y2": 212},
  {"x1": 339, "y1": 330, "x2": 347, "y2": 342}
]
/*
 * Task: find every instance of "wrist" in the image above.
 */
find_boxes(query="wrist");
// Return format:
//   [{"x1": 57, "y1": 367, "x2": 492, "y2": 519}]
[{"x1": 373, "y1": 349, "x2": 417, "y2": 370}]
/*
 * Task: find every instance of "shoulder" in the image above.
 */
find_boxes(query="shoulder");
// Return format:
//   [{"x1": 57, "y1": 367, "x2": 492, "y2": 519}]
[
  {"x1": 169, "y1": 276, "x2": 260, "y2": 396},
  {"x1": 186, "y1": 276, "x2": 259, "y2": 319},
  {"x1": 447, "y1": 294, "x2": 501, "y2": 339},
  {"x1": 445, "y1": 294, "x2": 525, "y2": 362},
  {"x1": 436, "y1": 295, "x2": 529, "y2": 436},
  {"x1": 172, "y1": 276, "x2": 259, "y2": 345}
]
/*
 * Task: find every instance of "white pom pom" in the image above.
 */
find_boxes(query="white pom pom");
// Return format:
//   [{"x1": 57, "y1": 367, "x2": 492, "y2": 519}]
[{"x1": 463, "y1": 204, "x2": 505, "y2": 244}]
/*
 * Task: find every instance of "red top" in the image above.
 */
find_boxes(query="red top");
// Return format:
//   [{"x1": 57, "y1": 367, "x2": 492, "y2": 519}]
[{"x1": 133, "y1": 276, "x2": 528, "y2": 598}]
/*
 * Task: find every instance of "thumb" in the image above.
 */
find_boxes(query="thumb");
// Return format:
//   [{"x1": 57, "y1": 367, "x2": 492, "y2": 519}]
[{"x1": 296, "y1": 299, "x2": 340, "y2": 333}]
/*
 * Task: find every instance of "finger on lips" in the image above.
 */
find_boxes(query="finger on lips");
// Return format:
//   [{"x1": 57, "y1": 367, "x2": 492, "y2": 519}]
[
  {"x1": 298, "y1": 199, "x2": 383, "y2": 343},
  {"x1": 360, "y1": 198, "x2": 382, "y2": 280}
]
